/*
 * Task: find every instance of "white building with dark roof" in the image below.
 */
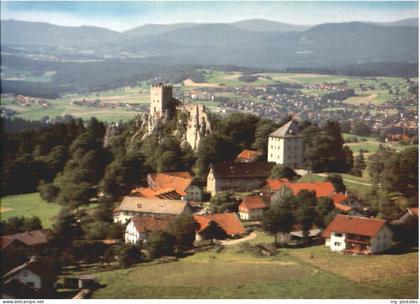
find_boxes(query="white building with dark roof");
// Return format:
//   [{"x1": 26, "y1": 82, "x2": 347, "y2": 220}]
[{"x1": 267, "y1": 119, "x2": 304, "y2": 168}]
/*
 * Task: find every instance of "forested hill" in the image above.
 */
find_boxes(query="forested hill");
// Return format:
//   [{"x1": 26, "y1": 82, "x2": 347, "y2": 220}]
[{"x1": 1, "y1": 19, "x2": 418, "y2": 69}]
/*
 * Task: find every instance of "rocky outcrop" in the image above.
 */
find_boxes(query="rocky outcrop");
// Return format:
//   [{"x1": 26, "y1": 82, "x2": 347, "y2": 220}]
[
  {"x1": 182, "y1": 104, "x2": 211, "y2": 150},
  {"x1": 103, "y1": 103, "x2": 211, "y2": 151}
]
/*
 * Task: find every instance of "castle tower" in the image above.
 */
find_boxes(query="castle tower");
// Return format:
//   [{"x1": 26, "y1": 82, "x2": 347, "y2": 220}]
[
  {"x1": 267, "y1": 119, "x2": 304, "y2": 169},
  {"x1": 150, "y1": 83, "x2": 173, "y2": 119}
]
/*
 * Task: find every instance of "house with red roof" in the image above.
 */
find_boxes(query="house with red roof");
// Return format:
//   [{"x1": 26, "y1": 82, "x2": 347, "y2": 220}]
[
  {"x1": 235, "y1": 149, "x2": 263, "y2": 163},
  {"x1": 238, "y1": 194, "x2": 269, "y2": 221},
  {"x1": 322, "y1": 214, "x2": 393, "y2": 254},
  {"x1": 125, "y1": 216, "x2": 176, "y2": 244},
  {"x1": 266, "y1": 179, "x2": 352, "y2": 212},
  {"x1": 193, "y1": 213, "x2": 245, "y2": 241},
  {"x1": 130, "y1": 187, "x2": 181, "y2": 200},
  {"x1": 147, "y1": 171, "x2": 203, "y2": 201}
]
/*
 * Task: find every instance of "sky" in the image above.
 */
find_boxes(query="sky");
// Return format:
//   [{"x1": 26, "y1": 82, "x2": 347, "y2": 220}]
[{"x1": 1, "y1": 1, "x2": 418, "y2": 32}]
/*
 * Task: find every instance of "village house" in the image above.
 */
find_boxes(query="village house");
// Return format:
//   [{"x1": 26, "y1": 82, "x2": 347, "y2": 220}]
[
  {"x1": 147, "y1": 171, "x2": 203, "y2": 202},
  {"x1": 235, "y1": 149, "x2": 263, "y2": 163},
  {"x1": 322, "y1": 214, "x2": 393, "y2": 254},
  {"x1": 267, "y1": 119, "x2": 304, "y2": 168},
  {"x1": 1, "y1": 229, "x2": 52, "y2": 253},
  {"x1": 130, "y1": 187, "x2": 181, "y2": 200},
  {"x1": 207, "y1": 161, "x2": 275, "y2": 195},
  {"x1": 238, "y1": 194, "x2": 269, "y2": 221},
  {"x1": 193, "y1": 213, "x2": 246, "y2": 241},
  {"x1": 113, "y1": 197, "x2": 191, "y2": 224},
  {"x1": 1, "y1": 229, "x2": 53, "y2": 274},
  {"x1": 125, "y1": 215, "x2": 175, "y2": 244},
  {"x1": 1, "y1": 257, "x2": 57, "y2": 297},
  {"x1": 265, "y1": 179, "x2": 352, "y2": 212}
]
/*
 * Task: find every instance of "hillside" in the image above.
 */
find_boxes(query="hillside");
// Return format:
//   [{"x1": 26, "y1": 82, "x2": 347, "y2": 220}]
[{"x1": 1, "y1": 19, "x2": 418, "y2": 69}]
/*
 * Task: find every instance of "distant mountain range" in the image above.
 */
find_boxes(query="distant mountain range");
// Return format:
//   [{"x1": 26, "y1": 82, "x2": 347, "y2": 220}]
[{"x1": 1, "y1": 18, "x2": 418, "y2": 69}]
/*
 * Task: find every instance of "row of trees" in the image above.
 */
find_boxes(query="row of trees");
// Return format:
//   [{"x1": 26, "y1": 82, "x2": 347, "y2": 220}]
[
  {"x1": 367, "y1": 146, "x2": 418, "y2": 219},
  {"x1": 262, "y1": 188, "x2": 337, "y2": 244}
]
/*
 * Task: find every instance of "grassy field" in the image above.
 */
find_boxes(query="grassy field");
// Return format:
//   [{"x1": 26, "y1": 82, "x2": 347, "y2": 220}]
[
  {"x1": 89, "y1": 232, "x2": 418, "y2": 299},
  {"x1": 1, "y1": 192, "x2": 61, "y2": 228}
]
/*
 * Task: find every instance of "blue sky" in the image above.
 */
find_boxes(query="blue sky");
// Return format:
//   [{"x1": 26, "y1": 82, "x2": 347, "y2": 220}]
[{"x1": 1, "y1": 1, "x2": 418, "y2": 32}]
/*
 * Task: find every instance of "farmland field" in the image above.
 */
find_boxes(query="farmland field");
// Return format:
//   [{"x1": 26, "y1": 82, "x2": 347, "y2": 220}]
[
  {"x1": 1, "y1": 192, "x2": 61, "y2": 228},
  {"x1": 90, "y1": 232, "x2": 418, "y2": 299}
]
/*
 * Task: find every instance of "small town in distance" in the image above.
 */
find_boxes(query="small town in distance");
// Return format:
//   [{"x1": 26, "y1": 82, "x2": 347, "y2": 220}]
[
  {"x1": 1, "y1": 82, "x2": 417, "y2": 299},
  {"x1": 0, "y1": 2, "x2": 418, "y2": 300}
]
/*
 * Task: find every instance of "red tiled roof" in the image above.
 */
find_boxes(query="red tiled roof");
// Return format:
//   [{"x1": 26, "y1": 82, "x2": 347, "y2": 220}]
[
  {"x1": 409, "y1": 208, "x2": 419, "y2": 217},
  {"x1": 236, "y1": 149, "x2": 262, "y2": 161},
  {"x1": 131, "y1": 187, "x2": 181, "y2": 199},
  {"x1": 148, "y1": 172, "x2": 193, "y2": 196},
  {"x1": 284, "y1": 182, "x2": 335, "y2": 198},
  {"x1": 1, "y1": 230, "x2": 51, "y2": 250},
  {"x1": 131, "y1": 216, "x2": 175, "y2": 233},
  {"x1": 193, "y1": 213, "x2": 245, "y2": 235},
  {"x1": 322, "y1": 214, "x2": 386, "y2": 238},
  {"x1": 266, "y1": 178, "x2": 290, "y2": 191},
  {"x1": 239, "y1": 195, "x2": 268, "y2": 212},
  {"x1": 331, "y1": 193, "x2": 352, "y2": 212}
]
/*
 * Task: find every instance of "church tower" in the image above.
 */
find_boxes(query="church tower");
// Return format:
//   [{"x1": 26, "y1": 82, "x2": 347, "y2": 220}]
[
  {"x1": 150, "y1": 83, "x2": 173, "y2": 119},
  {"x1": 267, "y1": 120, "x2": 304, "y2": 169}
]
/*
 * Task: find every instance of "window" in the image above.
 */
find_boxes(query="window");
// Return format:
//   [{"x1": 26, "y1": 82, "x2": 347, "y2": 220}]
[
  {"x1": 335, "y1": 233, "x2": 342, "y2": 237},
  {"x1": 334, "y1": 242, "x2": 341, "y2": 246}
]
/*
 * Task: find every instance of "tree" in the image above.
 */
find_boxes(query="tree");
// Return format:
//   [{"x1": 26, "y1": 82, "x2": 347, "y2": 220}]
[
  {"x1": 219, "y1": 113, "x2": 260, "y2": 150},
  {"x1": 270, "y1": 164, "x2": 297, "y2": 180},
  {"x1": 352, "y1": 121, "x2": 370, "y2": 136},
  {"x1": 294, "y1": 201, "x2": 316, "y2": 239},
  {"x1": 101, "y1": 152, "x2": 146, "y2": 199},
  {"x1": 315, "y1": 197, "x2": 336, "y2": 228},
  {"x1": 168, "y1": 215, "x2": 199, "y2": 250},
  {"x1": 38, "y1": 182, "x2": 59, "y2": 202},
  {"x1": 209, "y1": 191, "x2": 239, "y2": 213},
  {"x1": 117, "y1": 243, "x2": 143, "y2": 268},
  {"x1": 252, "y1": 119, "x2": 278, "y2": 155},
  {"x1": 302, "y1": 122, "x2": 351, "y2": 173},
  {"x1": 380, "y1": 147, "x2": 418, "y2": 199},
  {"x1": 368, "y1": 146, "x2": 395, "y2": 189},
  {"x1": 147, "y1": 231, "x2": 176, "y2": 259},
  {"x1": 194, "y1": 133, "x2": 239, "y2": 178},
  {"x1": 262, "y1": 191, "x2": 295, "y2": 245},
  {"x1": 23, "y1": 216, "x2": 42, "y2": 231},
  {"x1": 326, "y1": 174, "x2": 346, "y2": 194},
  {"x1": 52, "y1": 209, "x2": 83, "y2": 242},
  {"x1": 353, "y1": 150, "x2": 366, "y2": 177}
]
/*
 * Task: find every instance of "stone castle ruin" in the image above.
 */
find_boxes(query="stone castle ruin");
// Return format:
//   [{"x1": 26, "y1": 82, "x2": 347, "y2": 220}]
[{"x1": 104, "y1": 82, "x2": 211, "y2": 151}]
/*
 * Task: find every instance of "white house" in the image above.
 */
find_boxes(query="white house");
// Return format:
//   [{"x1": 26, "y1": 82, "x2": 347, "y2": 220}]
[
  {"x1": 113, "y1": 197, "x2": 190, "y2": 224},
  {"x1": 267, "y1": 119, "x2": 304, "y2": 168},
  {"x1": 322, "y1": 214, "x2": 393, "y2": 254},
  {"x1": 125, "y1": 216, "x2": 175, "y2": 244},
  {"x1": 1, "y1": 257, "x2": 57, "y2": 293}
]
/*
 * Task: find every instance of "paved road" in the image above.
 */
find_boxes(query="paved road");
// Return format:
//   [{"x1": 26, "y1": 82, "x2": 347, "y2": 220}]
[{"x1": 220, "y1": 232, "x2": 257, "y2": 246}]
